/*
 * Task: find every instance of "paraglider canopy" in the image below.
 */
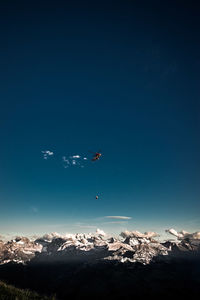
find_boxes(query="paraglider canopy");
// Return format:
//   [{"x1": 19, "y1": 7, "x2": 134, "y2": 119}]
[{"x1": 91, "y1": 152, "x2": 102, "y2": 161}]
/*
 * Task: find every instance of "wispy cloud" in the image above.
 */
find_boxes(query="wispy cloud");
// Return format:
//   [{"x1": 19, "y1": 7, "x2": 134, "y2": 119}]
[
  {"x1": 41, "y1": 150, "x2": 54, "y2": 160},
  {"x1": 72, "y1": 155, "x2": 80, "y2": 158},
  {"x1": 62, "y1": 154, "x2": 88, "y2": 168},
  {"x1": 41, "y1": 150, "x2": 89, "y2": 168},
  {"x1": 103, "y1": 221, "x2": 128, "y2": 224},
  {"x1": 104, "y1": 216, "x2": 132, "y2": 220}
]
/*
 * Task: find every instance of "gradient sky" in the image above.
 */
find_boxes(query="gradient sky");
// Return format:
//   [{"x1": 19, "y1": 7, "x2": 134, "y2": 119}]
[{"x1": 0, "y1": 1, "x2": 199, "y2": 238}]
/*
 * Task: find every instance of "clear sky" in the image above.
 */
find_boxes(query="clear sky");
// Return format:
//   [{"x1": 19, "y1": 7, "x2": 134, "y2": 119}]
[{"x1": 0, "y1": 0, "x2": 199, "y2": 238}]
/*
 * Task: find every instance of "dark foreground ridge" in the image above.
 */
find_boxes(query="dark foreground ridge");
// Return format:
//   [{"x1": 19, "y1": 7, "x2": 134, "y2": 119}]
[
  {"x1": 0, "y1": 254, "x2": 200, "y2": 299},
  {"x1": 0, "y1": 229, "x2": 199, "y2": 299},
  {"x1": 0, "y1": 281, "x2": 55, "y2": 300}
]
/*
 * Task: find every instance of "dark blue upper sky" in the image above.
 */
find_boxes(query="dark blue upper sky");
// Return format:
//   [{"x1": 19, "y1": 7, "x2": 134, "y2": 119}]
[{"x1": 0, "y1": 0, "x2": 199, "y2": 237}]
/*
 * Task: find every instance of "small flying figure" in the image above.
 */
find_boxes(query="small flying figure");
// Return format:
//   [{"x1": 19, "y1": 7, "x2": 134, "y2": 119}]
[
  {"x1": 91, "y1": 151, "x2": 102, "y2": 161},
  {"x1": 96, "y1": 195, "x2": 99, "y2": 200}
]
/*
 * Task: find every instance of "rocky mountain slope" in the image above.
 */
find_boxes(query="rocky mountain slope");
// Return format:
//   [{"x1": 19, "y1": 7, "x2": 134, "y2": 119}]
[{"x1": 0, "y1": 228, "x2": 199, "y2": 266}]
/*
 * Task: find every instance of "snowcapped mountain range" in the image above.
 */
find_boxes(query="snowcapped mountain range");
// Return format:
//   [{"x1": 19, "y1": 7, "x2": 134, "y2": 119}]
[{"x1": 0, "y1": 228, "x2": 199, "y2": 266}]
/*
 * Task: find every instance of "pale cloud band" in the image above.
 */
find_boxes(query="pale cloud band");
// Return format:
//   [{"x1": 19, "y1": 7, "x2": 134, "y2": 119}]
[
  {"x1": 104, "y1": 216, "x2": 132, "y2": 220},
  {"x1": 103, "y1": 221, "x2": 128, "y2": 224}
]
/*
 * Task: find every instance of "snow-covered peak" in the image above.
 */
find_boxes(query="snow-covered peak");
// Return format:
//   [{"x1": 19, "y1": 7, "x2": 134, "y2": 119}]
[
  {"x1": 120, "y1": 230, "x2": 158, "y2": 239},
  {"x1": 96, "y1": 229, "x2": 106, "y2": 236},
  {"x1": 0, "y1": 228, "x2": 199, "y2": 266}
]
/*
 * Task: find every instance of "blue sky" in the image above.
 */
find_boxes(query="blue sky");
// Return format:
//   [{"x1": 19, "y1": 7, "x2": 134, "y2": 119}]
[{"x1": 0, "y1": 1, "x2": 199, "y2": 238}]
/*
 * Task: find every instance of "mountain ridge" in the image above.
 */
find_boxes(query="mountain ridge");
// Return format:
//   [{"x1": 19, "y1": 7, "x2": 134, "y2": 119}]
[{"x1": 0, "y1": 228, "x2": 199, "y2": 266}]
